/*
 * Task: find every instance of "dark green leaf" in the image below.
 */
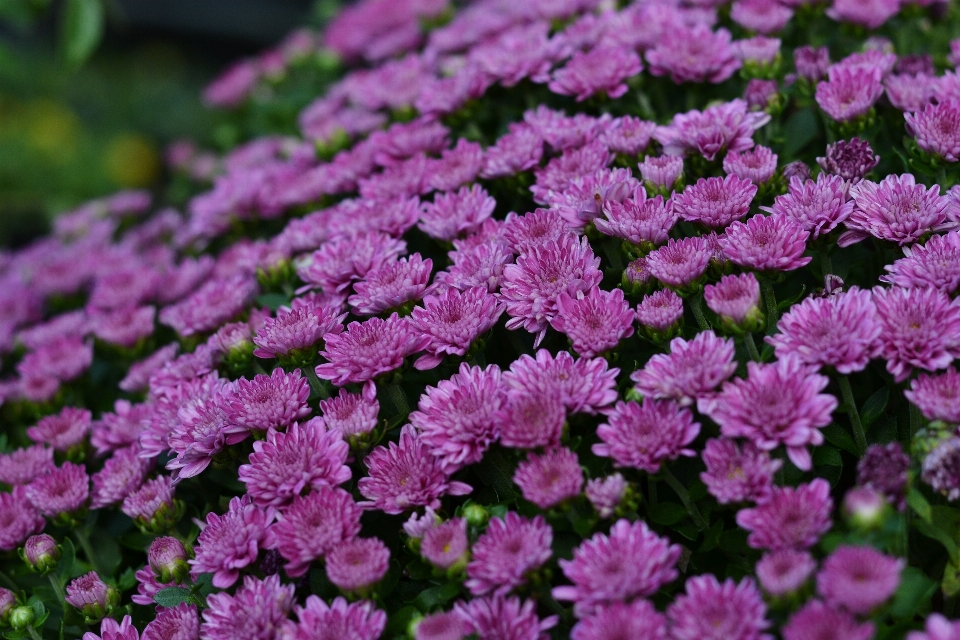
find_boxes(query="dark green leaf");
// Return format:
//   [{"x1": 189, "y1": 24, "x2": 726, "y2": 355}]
[
  {"x1": 384, "y1": 606, "x2": 419, "y2": 636},
  {"x1": 473, "y1": 450, "x2": 519, "y2": 502},
  {"x1": 812, "y1": 446, "x2": 842, "y2": 467},
  {"x1": 821, "y1": 423, "x2": 859, "y2": 456},
  {"x1": 907, "y1": 488, "x2": 933, "y2": 523},
  {"x1": 413, "y1": 582, "x2": 461, "y2": 611},
  {"x1": 698, "y1": 520, "x2": 724, "y2": 553},
  {"x1": 117, "y1": 567, "x2": 137, "y2": 592},
  {"x1": 154, "y1": 587, "x2": 193, "y2": 609},
  {"x1": 888, "y1": 566, "x2": 937, "y2": 619},
  {"x1": 648, "y1": 502, "x2": 687, "y2": 526},
  {"x1": 860, "y1": 387, "x2": 889, "y2": 428},
  {"x1": 782, "y1": 108, "x2": 819, "y2": 158},
  {"x1": 776, "y1": 285, "x2": 807, "y2": 312},
  {"x1": 256, "y1": 293, "x2": 291, "y2": 311},
  {"x1": 193, "y1": 573, "x2": 215, "y2": 597},
  {"x1": 913, "y1": 519, "x2": 959, "y2": 564},
  {"x1": 59, "y1": 0, "x2": 103, "y2": 67},
  {"x1": 56, "y1": 537, "x2": 76, "y2": 582}
]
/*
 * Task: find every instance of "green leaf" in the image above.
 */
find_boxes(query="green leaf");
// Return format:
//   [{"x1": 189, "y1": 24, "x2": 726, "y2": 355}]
[
  {"x1": 413, "y1": 582, "x2": 461, "y2": 611},
  {"x1": 912, "y1": 519, "x2": 959, "y2": 564},
  {"x1": 56, "y1": 538, "x2": 76, "y2": 582},
  {"x1": 383, "y1": 605, "x2": 419, "y2": 636},
  {"x1": 117, "y1": 567, "x2": 137, "y2": 592},
  {"x1": 821, "y1": 423, "x2": 859, "y2": 456},
  {"x1": 59, "y1": 0, "x2": 103, "y2": 67},
  {"x1": 193, "y1": 573, "x2": 215, "y2": 597},
  {"x1": 889, "y1": 566, "x2": 937, "y2": 619},
  {"x1": 698, "y1": 520, "x2": 724, "y2": 553},
  {"x1": 812, "y1": 446, "x2": 842, "y2": 467},
  {"x1": 907, "y1": 488, "x2": 933, "y2": 523},
  {"x1": 776, "y1": 285, "x2": 807, "y2": 312},
  {"x1": 648, "y1": 502, "x2": 687, "y2": 526},
  {"x1": 860, "y1": 387, "x2": 889, "y2": 428},
  {"x1": 154, "y1": 586, "x2": 193, "y2": 609},
  {"x1": 256, "y1": 293, "x2": 291, "y2": 311},
  {"x1": 782, "y1": 108, "x2": 819, "y2": 158}
]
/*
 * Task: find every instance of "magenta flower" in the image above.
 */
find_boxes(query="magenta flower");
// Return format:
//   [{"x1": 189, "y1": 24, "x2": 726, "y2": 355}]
[
  {"x1": 326, "y1": 537, "x2": 390, "y2": 592},
  {"x1": 0, "y1": 487, "x2": 45, "y2": 551},
  {"x1": 635, "y1": 289, "x2": 684, "y2": 334},
  {"x1": 762, "y1": 174, "x2": 853, "y2": 240},
  {"x1": 667, "y1": 574, "x2": 770, "y2": 640},
  {"x1": 698, "y1": 356, "x2": 836, "y2": 471},
  {"x1": 826, "y1": 0, "x2": 900, "y2": 29},
  {"x1": 224, "y1": 367, "x2": 311, "y2": 434},
  {"x1": 907, "y1": 368, "x2": 960, "y2": 423},
  {"x1": 316, "y1": 313, "x2": 430, "y2": 386},
  {"x1": 816, "y1": 66, "x2": 884, "y2": 123},
  {"x1": 593, "y1": 399, "x2": 699, "y2": 473},
  {"x1": 419, "y1": 185, "x2": 496, "y2": 242},
  {"x1": 595, "y1": 195, "x2": 677, "y2": 247},
  {"x1": 121, "y1": 475, "x2": 176, "y2": 528},
  {"x1": 157, "y1": 275, "x2": 257, "y2": 338},
  {"x1": 201, "y1": 574, "x2": 295, "y2": 640},
  {"x1": 0, "y1": 444, "x2": 55, "y2": 486},
  {"x1": 166, "y1": 383, "x2": 239, "y2": 481},
  {"x1": 297, "y1": 231, "x2": 406, "y2": 294},
  {"x1": 421, "y1": 517, "x2": 469, "y2": 570},
  {"x1": 673, "y1": 175, "x2": 757, "y2": 229},
  {"x1": 794, "y1": 45, "x2": 830, "y2": 82},
  {"x1": 238, "y1": 420, "x2": 351, "y2": 509},
  {"x1": 723, "y1": 146, "x2": 778, "y2": 184},
  {"x1": 882, "y1": 231, "x2": 960, "y2": 293},
  {"x1": 553, "y1": 519, "x2": 681, "y2": 617},
  {"x1": 886, "y1": 72, "x2": 939, "y2": 113},
  {"x1": 872, "y1": 286, "x2": 960, "y2": 382},
  {"x1": 142, "y1": 603, "x2": 199, "y2": 640},
  {"x1": 817, "y1": 545, "x2": 904, "y2": 614},
  {"x1": 82, "y1": 615, "x2": 140, "y2": 640},
  {"x1": 502, "y1": 208, "x2": 571, "y2": 254},
  {"x1": 571, "y1": 599, "x2": 666, "y2": 640},
  {"x1": 585, "y1": 474, "x2": 627, "y2": 520},
  {"x1": 632, "y1": 331, "x2": 737, "y2": 406},
  {"x1": 264, "y1": 486, "x2": 362, "y2": 577},
  {"x1": 601, "y1": 116, "x2": 657, "y2": 156},
  {"x1": 782, "y1": 600, "x2": 874, "y2": 640},
  {"x1": 415, "y1": 611, "x2": 465, "y2": 640},
  {"x1": 700, "y1": 438, "x2": 782, "y2": 504},
  {"x1": 455, "y1": 594, "x2": 558, "y2": 640},
  {"x1": 410, "y1": 286, "x2": 504, "y2": 370},
  {"x1": 25, "y1": 461, "x2": 89, "y2": 518},
  {"x1": 551, "y1": 287, "x2": 635, "y2": 358},
  {"x1": 358, "y1": 426, "x2": 471, "y2": 514},
  {"x1": 148, "y1": 537, "x2": 189, "y2": 584},
  {"x1": 756, "y1": 549, "x2": 817, "y2": 597},
  {"x1": 410, "y1": 363, "x2": 505, "y2": 471},
  {"x1": 704, "y1": 272, "x2": 764, "y2": 332},
  {"x1": 466, "y1": 512, "x2": 553, "y2": 596},
  {"x1": 858, "y1": 442, "x2": 910, "y2": 510},
  {"x1": 736, "y1": 479, "x2": 834, "y2": 550},
  {"x1": 427, "y1": 138, "x2": 484, "y2": 193},
  {"x1": 549, "y1": 46, "x2": 642, "y2": 101},
  {"x1": 190, "y1": 495, "x2": 272, "y2": 589},
  {"x1": 284, "y1": 596, "x2": 386, "y2": 640},
  {"x1": 319, "y1": 381, "x2": 380, "y2": 440},
  {"x1": 501, "y1": 235, "x2": 603, "y2": 346},
  {"x1": 644, "y1": 236, "x2": 713, "y2": 289},
  {"x1": 905, "y1": 97, "x2": 960, "y2": 161},
  {"x1": 497, "y1": 388, "x2": 566, "y2": 450},
  {"x1": 719, "y1": 214, "x2": 812, "y2": 272},
  {"x1": 655, "y1": 99, "x2": 769, "y2": 161},
  {"x1": 503, "y1": 349, "x2": 619, "y2": 416},
  {"x1": 27, "y1": 406, "x2": 91, "y2": 452},
  {"x1": 638, "y1": 155, "x2": 683, "y2": 190},
  {"x1": 841, "y1": 174, "x2": 954, "y2": 247},
  {"x1": 817, "y1": 137, "x2": 879, "y2": 182},
  {"x1": 646, "y1": 24, "x2": 740, "y2": 85},
  {"x1": 922, "y1": 437, "x2": 960, "y2": 501},
  {"x1": 513, "y1": 447, "x2": 584, "y2": 510},
  {"x1": 480, "y1": 123, "x2": 544, "y2": 179},
  {"x1": 66, "y1": 571, "x2": 118, "y2": 621},
  {"x1": 347, "y1": 254, "x2": 432, "y2": 316}
]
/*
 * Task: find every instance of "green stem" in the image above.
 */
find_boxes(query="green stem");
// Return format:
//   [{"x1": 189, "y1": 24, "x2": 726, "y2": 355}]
[
  {"x1": 48, "y1": 573, "x2": 67, "y2": 610},
  {"x1": 26, "y1": 626, "x2": 42, "y2": 640},
  {"x1": 690, "y1": 294, "x2": 710, "y2": 331},
  {"x1": 660, "y1": 467, "x2": 708, "y2": 531},
  {"x1": 387, "y1": 384, "x2": 410, "y2": 419},
  {"x1": 73, "y1": 529, "x2": 100, "y2": 575},
  {"x1": 743, "y1": 333, "x2": 762, "y2": 362},
  {"x1": 0, "y1": 568, "x2": 18, "y2": 591},
  {"x1": 838, "y1": 375, "x2": 867, "y2": 456},
  {"x1": 761, "y1": 278, "x2": 778, "y2": 335},
  {"x1": 910, "y1": 403, "x2": 923, "y2": 439}
]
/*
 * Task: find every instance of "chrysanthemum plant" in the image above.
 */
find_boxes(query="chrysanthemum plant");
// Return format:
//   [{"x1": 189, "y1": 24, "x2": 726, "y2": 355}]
[{"x1": 3, "y1": 0, "x2": 960, "y2": 638}]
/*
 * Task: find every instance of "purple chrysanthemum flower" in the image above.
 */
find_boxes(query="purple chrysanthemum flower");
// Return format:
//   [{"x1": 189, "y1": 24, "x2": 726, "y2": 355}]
[
  {"x1": 455, "y1": 594, "x2": 558, "y2": 640},
  {"x1": 264, "y1": 486, "x2": 362, "y2": 577},
  {"x1": 348, "y1": 254, "x2": 432, "y2": 316},
  {"x1": 595, "y1": 195, "x2": 677, "y2": 247},
  {"x1": 190, "y1": 495, "x2": 272, "y2": 589},
  {"x1": 826, "y1": 0, "x2": 900, "y2": 29},
  {"x1": 593, "y1": 399, "x2": 699, "y2": 473},
  {"x1": 551, "y1": 287, "x2": 635, "y2": 358},
  {"x1": 497, "y1": 388, "x2": 566, "y2": 450},
  {"x1": 201, "y1": 574, "x2": 295, "y2": 640},
  {"x1": 646, "y1": 24, "x2": 739, "y2": 85},
  {"x1": 0, "y1": 444, "x2": 55, "y2": 486},
  {"x1": 767, "y1": 287, "x2": 880, "y2": 373},
  {"x1": 761, "y1": 174, "x2": 853, "y2": 240},
  {"x1": 601, "y1": 116, "x2": 656, "y2": 156},
  {"x1": 794, "y1": 45, "x2": 830, "y2": 82},
  {"x1": 513, "y1": 447, "x2": 584, "y2": 510},
  {"x1": 635, "y1": 289, "x2": 684, "y2": 334},
  {"x1": 25, "y1": 461, "x2": 89, "y2": 518},
  {"x1": 667, "y1": 574, "x2": 770, "y2": 640},
  {"x1": 638, "y1": 155, "x2": 683, "y2": 190},
  {"x1": 719, "y1": 214, "x2": 812, "y2": 272},
  {"x1": 631, "y1": 331, "x2": 737, "y2": 406},
  {"x1": 358, "y1": 425, "x2": 472, "y2": 514},
  {"x1": 723, "y1": 146, "x2": 778, "y2": 184},
  {"x1": 410, "y1": 286, "x2": 504, "y2": 370},
  {"x1": 121, "y1": 475, "x2": 176, "y2": 528},
  {"x1": 419, "y1": 185, "x2": 496, "y2": 242},
  {"x1": 840, "y1": 174, "x2": 954, "y2": 247},
  {"x1": 702, "y1": 272, "x2": 764, "y2": 331},
  {"x1": 480, "y1": 123, "x2": 544, "y2": 179},
  {"x1": 503, "y1": 349, "x2": 619, "y2": 416},
  {"x1": 316, "y1": 313, "x2": 430, "y2": 386},
  {"x1": 142, "y1": 603, "x2": 199, "y2": 640},
  {"x1": 326, "y1": 537, "x2": 390, "y2": 592},
  {"x1": 882, "y1": 231, "x2": 960, "y2": 293},
  {"x1": 817, "y1": 545, "x2": 904, "y2": 614},
  {"x1": 908, "y1": 368, "x2": 960, "y2": 423},
  {"x1": 284, "y1": 596, "x2": 387, "y2": 640},
  {"x1": 922, "y1": 437, "x2": 960, "y2": 500},
  {"x1": 466, "y1": 512, "x2": 553, "y2": 596},
  {"x1": 585, "y1": 474, "x2": 627, "y2": 520},
  {"x1": 148, "y1": 536, "x2": 189, "y2": 584},
  {"x1": 782, "y1": 600, "x2": 874, "y2": 640},
  {"x1": 817, "y1": 138, "x2": 879, "y2": 182},
  {"x1": 908, "y1": 615, "x2": 960, "y2": 640},
  {"x1": 319, "y1": 381, "x2": 379, "y2": 440},
  {"x1": 736, "y1": 479, "x2": 834, "y2": 550},
  {"x1": 501, "y1": 235, "x2": 603, "y2": 346},
  {"x1": 744, "y1": 79, "x2": 778, "y2": 111},
  {"x1": 421, "y1": 517, "x2": 469, "y2": 571},
  {"x1": 698, "y1": 356, "x2": 836, "y2": 470},
  {"x1": 872, "y1": 286, "x2": 960, "y2": 382},
  {"x1": 571, "y1": 599, "x2": 667, "y2": 640},
  {"x1": 238, "y1": 419, "x2": 351, "y2": 509},
  {"x1": 756, "y1": 549, "x2": 817, "y2": 597},
  {"x1": 549, "y1": 46, "x2": 642, "y2": 102},
  {"x1": 81, "y1": 615, "x2": 140, "y2": 640},
  {"x1": 655, "y1": 99, "x2": 769, "y2": 162},
  {"x1": 501, "y1": 209, "x2": 571, "y2": 254},
  {"x1": 886, "y1": 72, "x2": 939, "y2": 113},
  {"x1": 224, "y1": 368, "x2": 311, "y2": 434},
  {"x1": 165, "y1": 382, "x2": 239, "y2": 481},
  {"x1": 674, "y1": 175, "x2": 757, "y2": 229},
  {"x1": 0, "y1": 487, "x2": 45, "y2": 551},
  {"x1": 427, "y1": 139, "x2": 484, "y2": 193},
  {"x1": 415, "y1": 611, "x2": 465, "y2": 640},
  {"x1": 644, "y1": 236, "x2": 713, "y2": 289},
  {"x1": 553, "y1": 519, "x2": 681, "y2": 617},
  {"x1": 700, "y1": 438, "x2": 782, "y2": 504},
  {"x1": 857, "y1": 442, "x2": 910, "y2": 510},
  {"x1": 158, "y1": 275, "x2": 257, "y2": 338},
  {"x1": 410, "y1": 363, "x2": 504, "y2": 471},
  {"x1": 815, "y1": 66, "x2": 884, "y2": 123},
  {"x1": 731, "y1": 0, "x2": 792, "y2": 33},
  {"x1": 66, "y1": 571, "x2": 118, "y2": 620},
  {"x1": 27, "y1": 407, "x2": 91, "y2": 452},
  {"x1": 296, "y1": 231, "x2": 407, "y2": 294}
]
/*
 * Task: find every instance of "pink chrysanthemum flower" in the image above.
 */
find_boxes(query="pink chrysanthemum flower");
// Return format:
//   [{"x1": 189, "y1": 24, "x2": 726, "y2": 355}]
[
  {"x1": 264, "y1": 486, "x2": 362, "y2": 577},
  {"x1": 815, "y1": 66, "x2": 884, "y2": 123},
  {"x1": 572, "y1": 599, "x2": 667, "y2": 640},
  {"x1": 66, "y1": 571, "x2": 117, "y2": 620},
  {"x1": 503, "y1": 349, "x2": 619, "y2": 416},
  {"x1": 284, "y1": 596, "x2": 387, "y2": 640},
  {"x1": 158, "y1": 275, "x2": 257, "y2": 338},
  {"x1": 465, "y1": 512, "x2": 552, "y2": 596},
  {"x1": 817, "y1": 137, "x2": 880, "y2": 183},
  {"x1": 922, "y1": 437, "x2": 960, "y2": 501},
  {"x1": 761, "y1": 174, "x2": 853, "y2": 240},
  {"x1": 731, "y1": 0, "x2": 792, "y2": 33},
  {"x1": 858, "y1": 442, "x2": 910, "y2": 510},
  {"x1": 0, "y1": 487, "x2": 45, "y2": 551},
  {"x1": 201, "y1": 574, "x2": 295, "y2": 640},
  {"x1": 358, "y1": 425, "x2": 472, "y2": 514},
  {"x1": 886, "y1": 73, "x2": 939, "y2": 113},
  {"x1": 782, "y1": 600, "x2": 874, "y2": 640},
  {"x1": 253, "y1": 302, "x2": 345, "y2": 360},
  {"x1": 427, "y1": 139, "x2": 484, "y2": 193},
  {"x1": 593, "y1": 399, "x2": 699, "y2": 473},
  {"x1": 410, "y1": 286, "x2": 504, "y2": 370},
  {"x1": 348, "y1": 254, "x2": 432, "y2": 316},
  {"x1": 166, "y1": 382, "x2": 241, "y2": 481},
  {"x1": 142, "y1": 603, "x2": 199, "y2": 640},
  {"x1": 872, "y1": 286, "x2": 960, "y2": 382},
  {"x1": 502, "y1": 209, "x2": 571, "y2": 254},
  {"x1": 632, "y1": 331, "x2": 737, "y2": 406},
  {"x1": 225, "y1": 368, "x2": 311, "y2": 434},
  {"x1": 480, "y1": 123, "x2": 544, "y2": 179},
  {"x1": 674, "y1": 175, "x2": 757, "y2": 229},
  {"x1": 667, "y1": 574, "x2": 770, "y2": 640},
  {"x1": 817, "y1": 545, "x2": 904, "y2": 614},
  {"x1": 497, "y1": 388, "x2": 566, "y2": 450},
  {"x1": 767, "y1": 287, "x2": 881, "y2": 374},
  {"x1": 644, "y1": 236, "x2": 713, "y2": 289},
  {"x1": 840, "y1": 174, "x2": 954, "y2": 247},
  {"x1": 455, "y1": 594, "x2": 558, "y2": 640},
  {"x1": 25, "y1": 461, "x2": 89, "y2": 518},
  {"x1": 826, "y1": 0, "x2": 899, "y2": 29},
  {"x1": 319, "y1": 381, "x2": 379, "y2": 440},
  {"x1": 419, "y1": 185, "x2": 496, "y2": 242},
  {"x1": 736, "y1": 479, "x2": 833, "y2": 550},
  {"x1": 646, "y1": 24, "x2": 739, "y2": 85},
  {"x1": 82, "y1": 615, "x2": 139, "y2": 640},
  {"x1": 121, "y1": 475, "x2": 176, "y2": 527},
  {"x1": 601, "y1": 116, "x2": 657, "y2": 156},
  {"x1": 700, "y1": 438, "x2": 782, "y2": 504},
  {"x1": 326, "y1": 537, "x2": 390, "y2": 592},
  {"x1": 595, "y1": 195, "x2": 677, "y2": 247},
  {"x1": 723, "y1": 146, "x2": 778, "y2": 184},
  {"x1": 585, "y1": 473, "x2": 627, "y2": 520},
  {"x1": 410, "y1": 363, "x2": 504, "y2": 471},
  {"x1": 415, "y1": 611, "x2": 465, "y2": 640},
  {"x1": 421, "y1": 517, "x2": 469, "y2": 570},
  {"x1": 908, "y1": 615, "x2": 960, "y2": 640},
  {"x1": 501, "y1": 235, "x2": 603, "y2": 346},
  {"x1": 296, "y1": 231, "x2": 407, "y2": 294},
  {"x1": 703, "y1": 272, "x2": 763, "y2": 332},
  {"x1": 0, "y1": 444, "x2": 55, "y2": 486},
  {"x1": 655, "y1": 99, "x2": 769, "y2": 161},
  {"x1": 190, "y1": 495, "x2": 273, "y2": 589},
  {"x1": 907, "y1": 368, "x2": 960, "y2": 423},
  {"x1": 698, "y1": 356, "x2": 836, "y2": 470},
  {"x1": 27, "y1": 406, "x2": 91, "y2": 452},
  {"x1": 719, "y1": 214, "x2": 812, "y2": 272},
  {"x1": 756, "y1": 549, "x2": 817, "y2": 597},
  {"x1": 882, "y1": 231, "x2": 960, "y2": 293},
  {"x1": 553, "y1": 519, "x2": 681, "y2": 617},
  {"x1": 551, "y1": 287, "x2": 635, "y2": 358},
  {"x1": 316, "y1": 313, "x2": 430, "y2": 386},
  {"x1": 90, "y1": 446, "x2": 152, "y2": 509},
  {"x1": 794, "y1": 45, "x2": 830, "y2": 82},
  {"x1": 638, "y1": 155, "x2": 683, "y2": 190},
  {"x1": 634, "y1": 289, "x2": 684, "y2": 335},
  {"x1": 513, "y1": 447, "x2": 584, "y2": 510},
  {"x1": 548, "y1": 46, "x2": 642, "y2": 101},
  {"x1": 238, "y1": 420, "x2": 351, "y2": 509}
]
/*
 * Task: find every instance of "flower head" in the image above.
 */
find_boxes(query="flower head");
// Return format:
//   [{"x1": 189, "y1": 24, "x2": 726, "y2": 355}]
[
  {"x1": 841, "y1": 174, "x2": 953, "y2": 247},
  {"x1": 0, "y1": 445, "x2": 55, "y2": 486},
  {"x1": 736, "y1": 479, "x2": 834, "y2": 550},
  {"x1": 455, "y1": 594, "x2": 557, "y2": 640},
  {"x1": 704, "y1": 272, "x2": 764, "y2": 332},
  {"x1": 645, "y1": 237, "x2": 713, "y2": 289},
  {"x1": 225, "y1": 368, "x2": 311, "y2": 434},
  {"x1": 781, "y1": 600, "x2": 874, "y2": 640},
  {"x1": 513, "y1": 447, "x2": 584, "y2": 510},
  {"x1": 121, "y1": 475, "x2": 178, "y2": 531},
  {"x1": 815, "y1": 66, "x2": 884, "y2": 123},
  {"x1": 66, "y1": 572, "x2": 119, "y2": 623},
  {"x1": 826, "y1": 0, "x2": 900, "y2": 29},
  {"x1": 316, "y1": 313, "x2": 430, "y2": 385},
  {"x1": 673, "y1": 175, "x2": 757, "y2": 229},
  {"x1": 347, "y1": 254, "x2": 433, "y2": 316},
  {"x1": 595, "y1": 195, "x2": 677, "y2": 247},
  {"x1": 284, "y1": 596, "x2": 387, "y2": 640},
  {"x1": 549, "y1": 46, "x2": 642, "y2": 101},
  {"x1": 142, "y1": 603, "x2": 199, "y2": 640},
  {"x1": 762, "y1": 174, "x2": 853, "y2": 239},
  {"x1": 872, "y1": 286, "x2": 960, "y2": 382},
  {"x1": 27, "y1": 407, "x2": 91, "y2": 452},
  {"x1": 503, "y1": 349, "x2": 619, "y2": 416},
  {"x1": 756, "y1": 549, "x2": 816, "y2": 597},
  {"x1": 719, "y1": 214, "x2": 811, "y2": 272},
  {"x1": 593, "y1": 399, "x2": 699, "y2": 473},
  {"x1": 201, "y1": 574, "x2": 295, "y2": 640},
  {"x1": 497, "y1": 388, "x2": 566, "y2": 450},
  {"x1": 419, "y1": 185, "x2": 496, "y2": 242},
  {"x1": 907, "y1": 615, "x2": 960, "y2": 640},
  {"x1": 655, "y1": 99, "x2": 769, "y2": 161},
  {"x1": 635, "y1": 289, "x2": 684, "y2": 334},
  {"x1": 190, "y1": 495, "x2": 272, "y2": 589},
  {"x1": 632, "y1": 331, "x2": 737, "y2": 406},
  {"x1": 723, "y1": 146, "x2": 778, "y2": 184},
  {"x1": 326, "y1": 537, "x2": 390, "y2": 592},
  {"x1": 0, "y1": 487, "x2": 45, "y2": 552},
  {"x1": 667, "y1": 574, "x2": 770, "y2": 640},
  {"x1": 817, "y1": 545, "x2": 904, "y2": 614},
  {"x1": 551, "y1": 287, "x2": 635, "y2": 358},
  {"x1": 881, "y1": 231, "x2": 960, "y2": 293},
  {"x1": 585, "y1": 474, "x2": 627, "y2": 520},
  {"x1": 700, "y1": 438, "x2": 782, "y2": 504},
  {"x1": 466, "y1": 512, "x2": 552, "y2": 596},
  {"x1": 646, "y1": 24, "x2": 739, "y2": 85},
  {"x1": 907, "y1": 368, "x2": 960, "y2": 424},
  {"x1": 422, "y1": 518, "x2": 469, "y2": 571},
  {"x1": 922, "y1": 437, "x2": 960, "y2": 501},
  {"x1": 410, "y1": 286, "x2": 504, "y2": 370},
  {"x1": 857, "y1": 442, "x2": 910, "y2": 510},
  {"x1": 817, "y1": 138, "x2": 879, "y2": 182},
  {"x1": 318, "y1": 381, "x2": 379, "y2": 440},
  {"x1": 638, "y1": 155, "x2": 683, "y2": 190},
  {"x1": 148, "y1": 536, "x2": 190, "y2": 584},
  {"x1": 25, "y1": 461, "x2": 89, "y2": 518},
  {"x1": 571, "y1": 600, "x2": 667, "y2": 640}
]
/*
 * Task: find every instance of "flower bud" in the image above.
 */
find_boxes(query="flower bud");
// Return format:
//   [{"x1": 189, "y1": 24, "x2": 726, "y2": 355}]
[
  {"x1": 462, "y1": 503, "x2": 489, "y2": 528},
  {"x1": 0, "y1": 588, "x2": 16, "y2": 626},
  {"x1": 843, "y1": 486, "x2": 891, "y2": 531},
  {"x1": 65, "y1": 571, "x2": 119, "y2": 624},
  {"x1": 704, "y1": 273, "x2": 764, "y2": 335},
  {"x1": 9, "y1": 606, "x2": 34, "y2": 631},
  {"x1": 148, "y1": 537, "x2": 191, "y2": 584},
  {"x1": 20, "y1": 534, "x2": 61, "y2": 574}
]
